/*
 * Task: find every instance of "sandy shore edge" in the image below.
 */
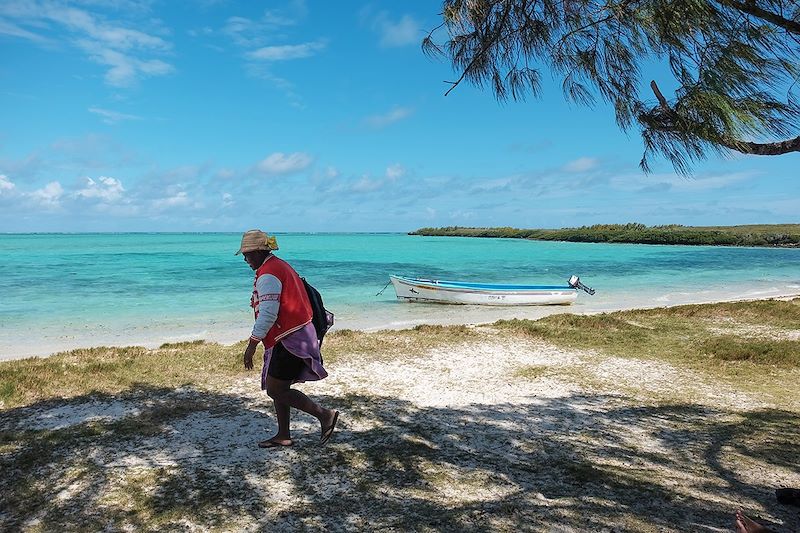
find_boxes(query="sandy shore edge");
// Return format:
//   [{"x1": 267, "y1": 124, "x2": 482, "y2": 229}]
[{"x1": 3, "y1": 291, "x2": 799, "y2": 362}]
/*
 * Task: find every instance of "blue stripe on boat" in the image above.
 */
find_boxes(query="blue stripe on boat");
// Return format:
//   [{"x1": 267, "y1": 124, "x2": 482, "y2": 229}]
[{"x1": 392, "y1": 275, "x2": 574, "y2": 291}]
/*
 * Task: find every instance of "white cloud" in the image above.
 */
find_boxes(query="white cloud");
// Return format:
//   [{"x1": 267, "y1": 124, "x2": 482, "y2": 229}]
[
  {"x1": 247, "y1": 40, "x2": 326, "y2": 61},
  {"x1": 222, "y1": 1, "x2": 308, "y2": 47},
  {"x1": 333, "y1": 164, "x2": 406, "y2": 194},
  {"x1": 563, "y1": 157, "x2": 598, "y2": 172},
  {"x1": 385, "y1": 164, "x2": 405, "y2": 181},
  {"x1": 2, "y1": 3, "x2": 173, "y2": 88},
  {"x1": 255, "y1": 152, "x2": 313, "y2": 176},
  {"x1": 351, "y1": 175, "x2": 383, "y2": 193},
  {"x1": 448, "y1": 209, "x2": 476, "y2": 221},
  {"x1": 378, "y1": 14, "x2": 419, "y2": 47},
  {"x1": 76, "y1": 24, "x2": 167, "y2": 51},
  {"x1": 263, "y1": 1, "x2": 308, "y2": 27},
  {"x1": 223, "y1": 16, "x2": 256, "y2": 44},
  {"x1": 187, "y1": 26, "x2": 214, "y2": 38},
  {"x1": 611, "y1": 171, "x2": 756, "y2": 192},
  {"x1": 0, "y1": 174, "x2": 15, "y2": 193},
  {"x1": 152, "y1": 191, "x2": 190, "y2": 210},
  {"x1": 364, "y1": 106, "x2": 413, "y2": 128},
  {"x1": 88, "y1": 106, "x2": 142, "y2": 124},
  {"x1": 30, "y1": 181, "x2": 64, "y2": 207},
  {"x1": 362, "y1": 10, "x2": 421, "y2": 47},
  {"x1": 471, "y1": 177, "x2": 513, "y2": 192},
  {"x1": 77, "y1": 41, "x2": 173, "y2": 87},
  {"x1": 670, "y1": 172, "x2": 753, "y2": 191},
  {"x1": 0, "y1": 19, "x2": 50, "y2": 43},
  {"x1": 216, "y1": 168, "x2": 236, "y2": 180},
  {"x1": 222, "y1": 192, "x2": 234, "y2": 207},
  {"x1": 75, "y1": 176, "x2": 125, "y2": 202},
  {"x1": 38, "y1": 4, "x2": 170, "y2": 52},
  {"x1": 222, "y1": 3, "x2": 317, "y2": 105},
  {"x1": 310, "y1": 166, "x2": 339, "y2": 191}
]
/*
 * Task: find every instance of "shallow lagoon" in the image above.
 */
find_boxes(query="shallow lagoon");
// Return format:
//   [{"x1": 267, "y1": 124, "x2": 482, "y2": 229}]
[{"x1": 1, "y1": 233, "x2": 798, "y2": 358}]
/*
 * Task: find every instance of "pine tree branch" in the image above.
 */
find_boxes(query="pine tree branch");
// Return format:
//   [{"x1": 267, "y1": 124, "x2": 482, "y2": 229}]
[
  {"x1": 724, "y1": 136, "x2": 800, "y2": 155},
  {"x1": 650, "y1": 80, "x2": 670, "y2": 110},
  {"x1": 444, "y1": 4, "x2": 512, "y2": 97},
  {"x1": 711, "y1": 0, "x2": 800, "y2": 35},
  {"x1": 649, "y1": 80, "x2": 800, "y2": 156}
]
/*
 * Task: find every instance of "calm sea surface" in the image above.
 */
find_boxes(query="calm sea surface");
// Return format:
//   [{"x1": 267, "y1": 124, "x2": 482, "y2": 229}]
[{"x1": 1, "y1": 233, "x2": 798, "y2": 358}]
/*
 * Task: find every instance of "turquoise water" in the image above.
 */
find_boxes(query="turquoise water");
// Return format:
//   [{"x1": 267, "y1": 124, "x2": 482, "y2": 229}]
[{"x1": 1, "y1": 233, "x2": 798, "y2": 358}]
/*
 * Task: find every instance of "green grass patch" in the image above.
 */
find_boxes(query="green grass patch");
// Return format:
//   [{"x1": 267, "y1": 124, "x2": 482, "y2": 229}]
[
  {"x1": 496, "y1": 299, "x2": 800, "y2": 406},
  {"x1": 702, "y1": 336, "x2": 800, "y2": 366},
  {"x1": 497, "y1": 313, "x2": 655, "y2": 354},
  {"x1": 513, "y1": 365, "x2": 550, "y2": 380},
  {"x1": 159, "y1": 339, "x2": 209, "y2": 349},
  {"x1": 323, "y1": 324, "x2": 478, "y2": 362},
  {"x1": 496, "y1": 299, "x2": 800, "y2": 369},
  {"x1": 651, "y1": 298, "x2": 800, "y2": 328},
  {"x1": 0, "y1": 380, "x2": 15, "y2": 402},
  {"x1": 0, "y1": 342, "x2": 247, "y2": 408},
  {"x1": 0, "y1": 326, "x2": 479, "y2": 409}
]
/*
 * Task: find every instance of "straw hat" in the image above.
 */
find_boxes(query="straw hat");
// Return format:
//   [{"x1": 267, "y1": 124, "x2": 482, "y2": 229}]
[{"x1": 235, "y1": 229, "x2": 279, "y2": 255}]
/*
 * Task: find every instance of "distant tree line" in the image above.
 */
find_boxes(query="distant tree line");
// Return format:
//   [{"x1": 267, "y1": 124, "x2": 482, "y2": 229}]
[{"x1": 410, "y1": 223, "x2": 800, "y2": 247}]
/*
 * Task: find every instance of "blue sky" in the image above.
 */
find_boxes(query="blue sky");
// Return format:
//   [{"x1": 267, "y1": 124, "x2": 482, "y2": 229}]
[{"x1": 1, "y1": 0, "x2": 798, "y2": 232}]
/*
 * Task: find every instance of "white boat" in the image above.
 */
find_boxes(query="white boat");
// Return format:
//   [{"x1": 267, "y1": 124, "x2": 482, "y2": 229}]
[{"x1": 389, "y1": 275, "x2": 594, "y2": 306}]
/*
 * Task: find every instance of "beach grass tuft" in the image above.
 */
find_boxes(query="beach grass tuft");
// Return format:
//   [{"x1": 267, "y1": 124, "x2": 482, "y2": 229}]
[
  {"x1": 495, "y1": 298, "x2": 800, "y2": 406},
  {"x1": 654, "y1": 298, "x2": 800, "y2": 328},
  {"x1": 513, "y1": 364, "x2": 550, "y2": 380},
  {"x1": 159, "y1": 340, "x2": 209, "y2": 349},
  {"x1": 702, "y1": 336, "x2": 800, "y2": 365},
  {"x1": 0, "y1": 325, "x2": 481, "y2": 409},
  {"x1": 322, "y1": 324, "x2": 478, "y2": 363},
  {"x1": 495, "y1": 299, "x2": 800, "y2": 369},
  {"x1": 0, "y1": 342, "x2": 247, "y2": 408}
]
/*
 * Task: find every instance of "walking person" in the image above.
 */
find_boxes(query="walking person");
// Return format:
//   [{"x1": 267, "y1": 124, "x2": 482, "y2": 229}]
[{"x1": 236, "y1": 229, "x2": 339, "y2": 448}]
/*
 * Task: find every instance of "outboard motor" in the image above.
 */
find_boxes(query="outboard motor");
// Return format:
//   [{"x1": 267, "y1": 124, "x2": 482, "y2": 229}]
[{"x1": 568, "y1": 275, "x2": 596, "y2": 295}]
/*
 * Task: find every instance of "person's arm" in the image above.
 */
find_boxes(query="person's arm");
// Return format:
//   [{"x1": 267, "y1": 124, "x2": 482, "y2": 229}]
[{"x1": 243, "y1": 274, "x2": 282, "y2": 369}]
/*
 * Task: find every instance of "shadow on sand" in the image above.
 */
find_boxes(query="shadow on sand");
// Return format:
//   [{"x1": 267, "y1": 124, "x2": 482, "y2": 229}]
[{"x1": 1, "y1": 385, "x2": 798, "y2": 531}]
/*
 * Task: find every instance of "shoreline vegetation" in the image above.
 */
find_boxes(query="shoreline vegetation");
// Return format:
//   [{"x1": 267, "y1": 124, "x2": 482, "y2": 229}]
[
  {"x1": 1, "y1": 297, "x2": 799, "y2": 530},
  {"x1": 410, "y1": 223, "x2": 800, "y2": 247},
  {"x1": 2, "y1": 298, "x2": 797, "y2": 408}
]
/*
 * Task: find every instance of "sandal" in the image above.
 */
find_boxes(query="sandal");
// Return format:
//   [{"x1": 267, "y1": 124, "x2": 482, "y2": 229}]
[
  {"x1": 258, "y1": 438, "x2": 293, "y2": 449},
  {"x1": 320, "y1": 411, "x2": 339, "y2": 445}
]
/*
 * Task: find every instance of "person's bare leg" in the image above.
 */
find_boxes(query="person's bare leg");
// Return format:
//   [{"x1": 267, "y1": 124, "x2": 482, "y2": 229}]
[
  {"x1": 270, "y1": 399, "x2": 292, "y2": 443},
  {"x1": 735, "y1": 509, "x2": 775, "y2": 533},
  {"x1": 266, "y1": 376, "x2": 336, "y2": 440}
]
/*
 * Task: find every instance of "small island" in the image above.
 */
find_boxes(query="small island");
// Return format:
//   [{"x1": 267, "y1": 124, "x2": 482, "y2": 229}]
[{"x1": 410, "y1": 223, "x2": 800, "y2": 247}]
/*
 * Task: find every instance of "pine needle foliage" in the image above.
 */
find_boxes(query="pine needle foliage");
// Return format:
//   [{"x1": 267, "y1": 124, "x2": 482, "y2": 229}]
[{"x1": 424, "y1": 0, "x2": 800, "y2": 174}]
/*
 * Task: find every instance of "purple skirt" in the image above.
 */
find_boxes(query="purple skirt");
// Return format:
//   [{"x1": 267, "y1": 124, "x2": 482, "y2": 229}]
[{"x1": 261, "y1": 322, "x2": 328, "y2": 389}]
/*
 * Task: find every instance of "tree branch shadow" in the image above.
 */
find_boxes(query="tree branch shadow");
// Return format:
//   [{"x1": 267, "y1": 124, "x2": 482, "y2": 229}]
[{"x1": 1, "y1": 385, "x2": 798, "y2": 531}]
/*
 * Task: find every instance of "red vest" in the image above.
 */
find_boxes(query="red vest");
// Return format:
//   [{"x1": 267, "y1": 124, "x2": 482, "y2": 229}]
[{"x1": 254, "y1": 255, "x2": 313, "y2": 348}]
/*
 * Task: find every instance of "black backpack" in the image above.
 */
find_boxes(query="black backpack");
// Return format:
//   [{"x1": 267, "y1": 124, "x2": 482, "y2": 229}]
[{"x1": 302, "y1": 278, "x2": 334, "y2": 345}]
